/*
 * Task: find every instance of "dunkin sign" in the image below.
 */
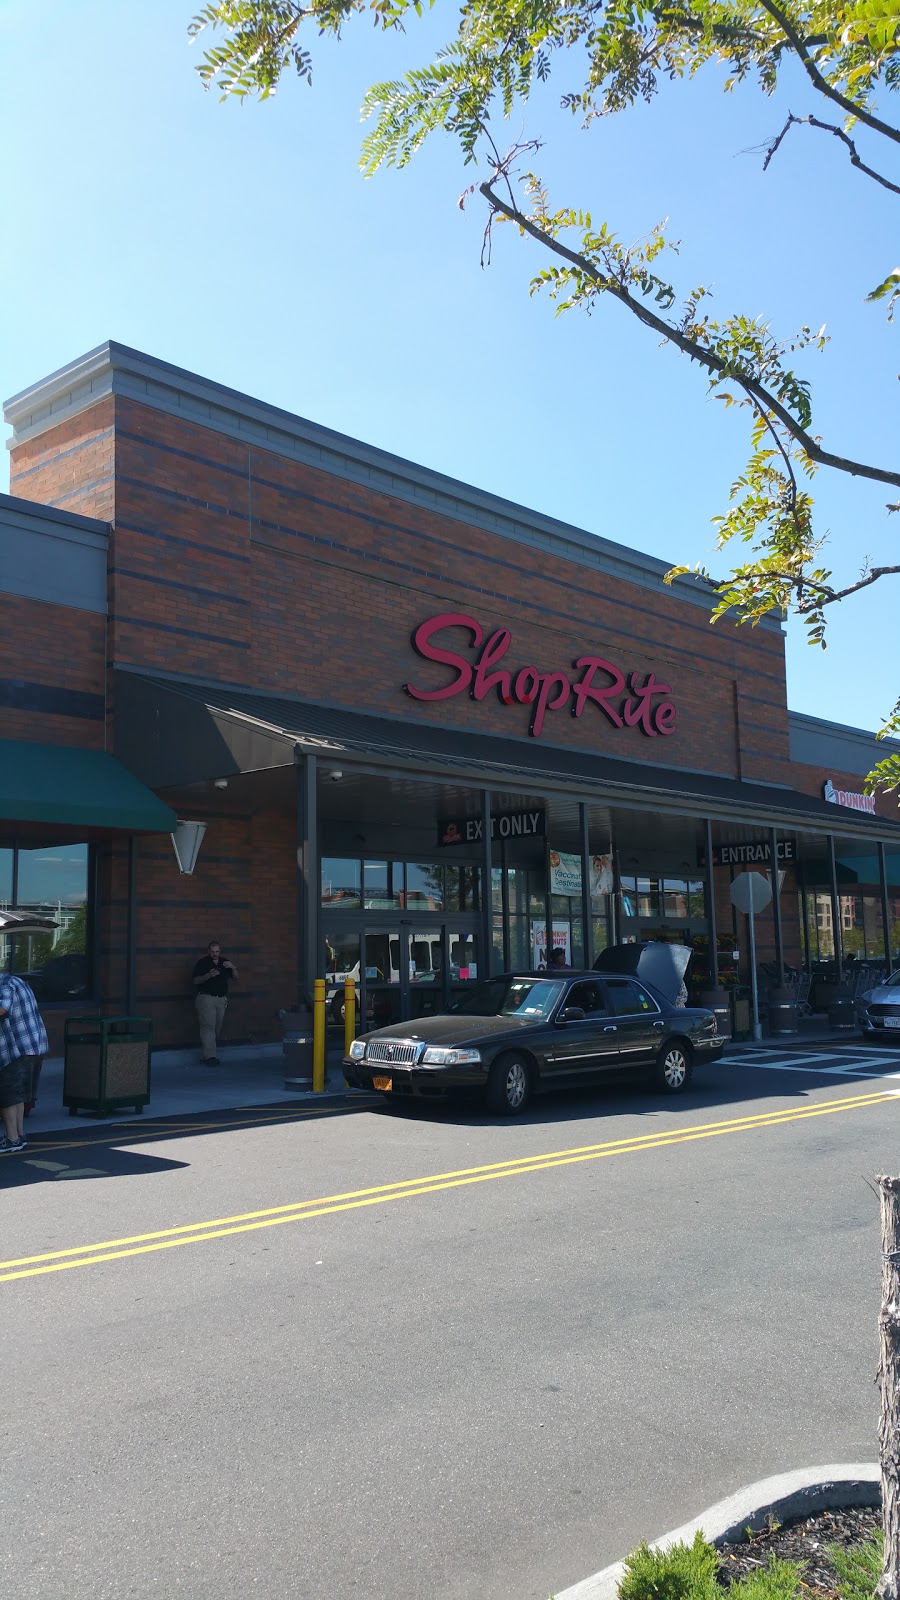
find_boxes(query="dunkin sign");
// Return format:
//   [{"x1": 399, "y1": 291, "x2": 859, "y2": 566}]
[{"x1": 404, "y1": 612, "x2": 677, "y2": 741}]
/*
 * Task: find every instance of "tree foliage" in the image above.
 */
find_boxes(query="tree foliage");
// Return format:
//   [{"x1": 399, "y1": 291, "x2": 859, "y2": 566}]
[{"x1": 189, "y1": 0, "x2": 900, "y2": 795}]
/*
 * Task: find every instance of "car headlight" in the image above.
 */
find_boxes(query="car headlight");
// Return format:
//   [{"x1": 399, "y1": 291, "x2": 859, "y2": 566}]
[
  {"x1": 348, "y1": 1040, "x2": 367, "y2": 1061},
  {"x1": 420, "y1": 1047, "x2": 482, "y2": 1066}
]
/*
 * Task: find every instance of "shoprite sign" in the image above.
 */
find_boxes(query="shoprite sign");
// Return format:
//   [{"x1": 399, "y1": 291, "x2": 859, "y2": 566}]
[{"x1": 405, "y1": 612, "x2": 677, "y2": 740}]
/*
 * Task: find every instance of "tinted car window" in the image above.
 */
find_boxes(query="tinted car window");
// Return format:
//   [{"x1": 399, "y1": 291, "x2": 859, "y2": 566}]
[
  {"x1": 451, "y1": 977, "x2": 565, "y2": 1018},
  {"x1": 566, "y1": 982, "x2": 608, "y2": 1018},
  {"x1": 605, "y1": 979, "x2": 659, "y2": 1016}
]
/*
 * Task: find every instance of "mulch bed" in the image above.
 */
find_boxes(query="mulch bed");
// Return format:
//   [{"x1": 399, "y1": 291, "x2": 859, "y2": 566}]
[{"x1": 717, "y1": 1507, "x2": 881, "y2": 1595}]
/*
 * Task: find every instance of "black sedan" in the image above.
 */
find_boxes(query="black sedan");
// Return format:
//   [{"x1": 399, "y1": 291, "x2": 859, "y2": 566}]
[{"x1": 343, "y1": 971, "x2": 724, "y2": 1115}]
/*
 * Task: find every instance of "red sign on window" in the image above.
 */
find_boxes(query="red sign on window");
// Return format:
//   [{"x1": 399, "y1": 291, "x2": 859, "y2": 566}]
[{"x1": 405, "y1": 612, "x2": 677, "y2": 740}]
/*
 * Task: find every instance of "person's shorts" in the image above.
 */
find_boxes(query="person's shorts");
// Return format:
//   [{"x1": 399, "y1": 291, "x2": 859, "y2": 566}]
[{"x1": 0, "y1": 1055, "x2": 34, "y2": 1108}]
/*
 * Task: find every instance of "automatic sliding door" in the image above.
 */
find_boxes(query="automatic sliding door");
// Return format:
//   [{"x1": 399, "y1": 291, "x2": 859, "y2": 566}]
[
  {"x1": 364, "y1": 928, "x2": 404, "y2": 1028},
  {"x1": 448, "y1": 929, "x2": 480, "y2": 1007}
]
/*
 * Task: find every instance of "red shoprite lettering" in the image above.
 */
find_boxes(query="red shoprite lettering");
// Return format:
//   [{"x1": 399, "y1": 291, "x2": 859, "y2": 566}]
[{"x1": 405, "y1": 612, "x2": 677, "y2": 739}]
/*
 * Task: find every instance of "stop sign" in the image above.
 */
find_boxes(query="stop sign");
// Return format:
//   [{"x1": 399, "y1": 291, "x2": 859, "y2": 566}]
[{"x1": 730, "y1": 871, "x2": 773, "y2": 914}]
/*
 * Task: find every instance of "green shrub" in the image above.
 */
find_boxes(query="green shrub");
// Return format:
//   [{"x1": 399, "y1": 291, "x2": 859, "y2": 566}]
[
  {"x1": 828, "y1": 1531, "x2": 882, "y2": 1600},
  {"x1": 730, "y1": 1555, "x2": 804, "y2": 1600},
  {"x1": 618, "y1": 1532, "x2": 720, "y2": 1600}
]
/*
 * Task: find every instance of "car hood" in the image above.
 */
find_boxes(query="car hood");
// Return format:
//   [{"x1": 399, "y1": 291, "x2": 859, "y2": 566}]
[
  {"x1": 862, "y1": 985, "x2": 900, "y2": 1006},
  {"x1": 362, "y1": 1013, "x2": 536, "y2": 1047}
]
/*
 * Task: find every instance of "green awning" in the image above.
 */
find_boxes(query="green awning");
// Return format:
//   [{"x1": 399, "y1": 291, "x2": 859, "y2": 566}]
[{"x1": 0, "y1": 739, "x2": 177, "y2": 834}]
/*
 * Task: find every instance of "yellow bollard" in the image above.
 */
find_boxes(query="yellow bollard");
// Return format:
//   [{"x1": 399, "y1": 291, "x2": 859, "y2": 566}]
[
  {"x1": 313, "y1": 978, "x2": 326, "y2": 1093},
  {"x1": 344, "y1": 975, "x2": 356, "y2": 1058}
]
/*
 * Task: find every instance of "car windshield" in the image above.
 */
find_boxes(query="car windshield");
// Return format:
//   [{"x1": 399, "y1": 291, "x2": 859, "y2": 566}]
[
  {"x1": 450, "y1": 977, "x2": 565, "y2": 1019},
  {"x1": 884, "y1": 971, "x2": 900, "y2": 988}
]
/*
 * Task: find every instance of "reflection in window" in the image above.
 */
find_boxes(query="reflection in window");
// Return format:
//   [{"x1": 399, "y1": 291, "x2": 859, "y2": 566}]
[
  {"x1": 405, "y1": 863, "x2": 444, "y2": 911},
  {"x1": 321, "y1": 858, "x2": 361, "y2": 908},
  {"x1": 2, "y1": 843, "x2": 90, "y2": 1000},
  {"x1": 363, "y1": 861, "x2": 402, "y2": 911},
  {"x1": 446, "y1": 866, "x2": 481, "y2": 912}
]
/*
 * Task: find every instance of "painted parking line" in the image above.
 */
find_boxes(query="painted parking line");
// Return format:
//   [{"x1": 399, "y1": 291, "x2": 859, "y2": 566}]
[
  {"x1": 1, "y1": 1088, "x2": 895, "y2": 1286},
  {"x1": 726, "y1": 1050, "x2": 900, "y2": 1077}
]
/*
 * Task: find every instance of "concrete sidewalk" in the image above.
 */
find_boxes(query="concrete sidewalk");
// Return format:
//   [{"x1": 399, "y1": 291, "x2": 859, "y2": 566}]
[{"x1": 25, "y1": 1040, "x2": 358, "y2": 1137}]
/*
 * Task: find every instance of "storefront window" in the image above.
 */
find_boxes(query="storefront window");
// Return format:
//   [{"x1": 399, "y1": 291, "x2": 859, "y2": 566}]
[
  {"x1": 1, "y1": 843, "x2": 91, "y2": 1001},
  {"x1": 405, "y1": 863, "x2": 444, "y2": 911},
  {"x1": 321, "y1": 858, "x2": 361, "y2": 908},
  {"x1": 446, "y1": 865, "x2": 481, "y2": 912},
  {"x1": 363, "y1": 861, "x2": 402, "y2": 910}
]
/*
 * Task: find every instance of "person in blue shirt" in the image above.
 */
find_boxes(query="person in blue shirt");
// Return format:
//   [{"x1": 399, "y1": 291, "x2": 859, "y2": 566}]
[{"x1": 0, "y1": 973, "x2": 49, "y2": 1154}]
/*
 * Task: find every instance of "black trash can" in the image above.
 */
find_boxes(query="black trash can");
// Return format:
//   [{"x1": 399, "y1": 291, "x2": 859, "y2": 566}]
[
  {"x1": 768, "y1": 987, "x2": 799, "y2": 1036},
  {"x1": 828, "y1": 995, "x2": 856, "y2": 1031},
  {"x1": 700, "y1": 989, "x2": 732, "y2": 1041},
  {"x1": 279, "y1": 1008, "x2": 314, "y2": 1088}
]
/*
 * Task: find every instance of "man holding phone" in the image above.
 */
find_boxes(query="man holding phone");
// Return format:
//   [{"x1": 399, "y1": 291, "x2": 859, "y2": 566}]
[{"x1": 192, "y1": 940, "x2": 239, "y2": 1065}]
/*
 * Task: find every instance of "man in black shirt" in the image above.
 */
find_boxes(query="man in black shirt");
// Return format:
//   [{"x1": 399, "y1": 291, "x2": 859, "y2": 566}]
[{"x1": 192, "y1": 940, "x2": 239, "y2": 1064}]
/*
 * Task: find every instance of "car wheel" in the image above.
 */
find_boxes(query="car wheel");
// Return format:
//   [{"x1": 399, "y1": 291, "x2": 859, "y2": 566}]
[
  {"x1": 486, "y1": 1053, "x2": 531, "y2": 1116},
  {"x1": 653, "y1": 1041, "x2": 693, "y2": 1094}
]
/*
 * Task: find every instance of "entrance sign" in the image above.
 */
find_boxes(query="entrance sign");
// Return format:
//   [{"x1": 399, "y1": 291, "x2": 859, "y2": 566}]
[
  {"x1": 438, "y1": 809, "x2": 544, "y2": 846},
  {"x1": 824, "y1": 778, "x2": 877, "y2": 815},
  {"x1": 706, "y1": 838, "x2": 796, "y2": 867},
  {"x1": 406, "y1": 612, "x2": 677, "y2": 740},
  {"x1": 549, "y1": 849, "x2": 582, "y2": 896},
  {"x1": 729, "y1": 871, "x2": 772, "y2": 1041}
]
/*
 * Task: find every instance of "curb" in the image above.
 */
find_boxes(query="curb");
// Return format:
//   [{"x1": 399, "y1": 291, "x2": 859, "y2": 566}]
[{"x1": 554, "y1": 1463, "x2": 880, "y2": 1600}]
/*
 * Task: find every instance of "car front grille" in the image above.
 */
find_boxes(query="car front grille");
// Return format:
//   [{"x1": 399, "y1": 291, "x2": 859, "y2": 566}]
[
  {"x1": 868, "y1": 1005, "x2": 900, "y2": 1019},
  {"x1": 367, "y1": 1040, "x2": 420, "y2": 1065}
]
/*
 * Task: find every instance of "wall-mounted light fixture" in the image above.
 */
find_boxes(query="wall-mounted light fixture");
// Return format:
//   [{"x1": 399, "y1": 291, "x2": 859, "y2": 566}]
[{"x1": 171, "y1": 820, "x2": 207, "y2": 875}]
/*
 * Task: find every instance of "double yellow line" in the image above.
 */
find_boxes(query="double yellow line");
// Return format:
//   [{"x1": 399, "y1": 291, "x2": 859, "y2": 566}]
[{"x1": 2, "y1": 1088, "x2": 893, "y2": 1284}]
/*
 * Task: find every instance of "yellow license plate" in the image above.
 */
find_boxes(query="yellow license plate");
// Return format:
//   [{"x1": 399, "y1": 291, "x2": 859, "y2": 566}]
[{"x1": 372, "y1": 1074, "x2": 393, "y2": 1092}]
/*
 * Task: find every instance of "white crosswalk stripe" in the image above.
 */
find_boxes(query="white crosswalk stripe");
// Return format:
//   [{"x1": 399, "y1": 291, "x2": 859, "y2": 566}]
[{"x1": 724, "y1": 1047, "x2": 900, "y2": 1078}]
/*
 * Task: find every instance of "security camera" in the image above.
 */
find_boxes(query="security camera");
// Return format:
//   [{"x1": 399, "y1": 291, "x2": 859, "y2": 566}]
[
  {"x1": 214, "y1": 778, "x2": 229, "y2": 790},
  {"x1": 329, "y1": 769, "x2": 343, "y2": 782}
]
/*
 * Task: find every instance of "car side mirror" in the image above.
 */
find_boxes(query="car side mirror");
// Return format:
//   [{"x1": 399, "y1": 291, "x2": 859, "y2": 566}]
[{"x1": 559, "y1": 1006, "x2": 586, "y2": 1023}]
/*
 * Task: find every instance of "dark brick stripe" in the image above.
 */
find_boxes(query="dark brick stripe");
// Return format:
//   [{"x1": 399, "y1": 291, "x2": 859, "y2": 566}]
[
  {"x1": 115, "y1": 615, "x2": 251, "y2": 650},
  {"x1": 0, "y1": 678, "x2": 105, "y2": 720},
  {"x1": 10, "y1": 428, "x2": 115, "y2": 482},
  {"x1": 113, "y1": 565, "x2": 251, "y2": 607},
  {"x1": 114, "y1": 516, "x2": 251, "y2": 565}
]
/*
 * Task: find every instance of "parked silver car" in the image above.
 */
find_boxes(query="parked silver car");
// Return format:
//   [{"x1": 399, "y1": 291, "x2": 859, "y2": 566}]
[{"x1": 857, "y1": 970, "x2": 900, "y2": 1038}]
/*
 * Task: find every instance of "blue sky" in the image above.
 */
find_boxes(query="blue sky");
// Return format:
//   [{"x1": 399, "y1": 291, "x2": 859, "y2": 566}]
[{"x1": 1, "y1": 0, "x2": 897, "y2": 733}]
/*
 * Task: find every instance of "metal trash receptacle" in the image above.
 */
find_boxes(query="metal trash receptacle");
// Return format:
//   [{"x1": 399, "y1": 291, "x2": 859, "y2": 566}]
[
  {"x1": 283, "y1": 1032, "x2": 314, "y2": 1087},
  {"x1": 700, "y1": 989, "x2": 732, "y2": 1041},
  {"x1": 63, "y1": 1015, "x2": 152, "y2": 1116},
  {"x1": 828, "y1": 995, "x2": 856, "y2": 1031},
  {"x1": 731, "y1": 986, "x2": 752, "y2": 1042},
  {"x1": 768, "y1": 987, "x2": 799, "y2": 1035}
]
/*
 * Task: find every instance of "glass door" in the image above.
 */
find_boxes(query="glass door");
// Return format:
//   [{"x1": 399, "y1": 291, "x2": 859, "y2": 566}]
[
  {"x1": 448, "y1": 929, "x2": 481, "y2": 1007},
  {"x1": 407, "y1": 925, "x2": 448, "y2": 1018},
  {"x1": 324, "y1": 929, "x2": 361, "y2": 1026},
  {"x1": 363, "y1": 927, "x2": 405, "y2": 1028}
]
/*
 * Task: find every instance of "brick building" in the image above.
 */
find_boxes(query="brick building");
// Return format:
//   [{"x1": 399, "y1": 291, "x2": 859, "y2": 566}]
[{"x1": 3, "y1": 341, "x2": 899, "y2": 1050}]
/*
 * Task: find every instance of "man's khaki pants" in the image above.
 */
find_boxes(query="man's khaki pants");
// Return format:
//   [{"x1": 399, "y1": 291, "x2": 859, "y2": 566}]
[{"x1": 196, "y1": 993, "x2": 227, "y2": 1060}]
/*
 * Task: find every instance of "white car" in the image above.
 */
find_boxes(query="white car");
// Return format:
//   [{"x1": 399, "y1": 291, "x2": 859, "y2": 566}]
[{"x1": 857, "y1": 970, "x2": 900, "y2": 1038}]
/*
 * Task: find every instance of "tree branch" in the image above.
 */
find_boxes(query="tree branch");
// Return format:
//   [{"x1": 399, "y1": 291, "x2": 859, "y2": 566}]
[
  {"x1": 755, "y1": 0, "x2": 900, "y2": 149},
  {"x1": 719, "y1": 563, "x2": 900, "y2": 608},
  {"x1": 764, "y1": 112, "x2": 900, "y2": 198},
  {"x1": 480, "y1": 179, "x2": 900, "y2": 490}
]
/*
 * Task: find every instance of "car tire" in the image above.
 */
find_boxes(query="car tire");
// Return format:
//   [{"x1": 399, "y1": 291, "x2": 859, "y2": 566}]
[
  {"x1": 653, "y1": 1040, "x2": 693, "y2": 1094},
  {"x1": 486, "y1": 1053, "x2": 531, "y2": 1116}
]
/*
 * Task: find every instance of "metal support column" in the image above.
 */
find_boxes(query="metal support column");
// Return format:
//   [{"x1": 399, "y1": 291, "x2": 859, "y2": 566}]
[
  {"x1": 828, "y1": 834, "x2": 843, "y2": 983},
  {"x1": 480, "y1": 789, "x2": 493, "y2": 978},
  {"x1": 799, "y1": 857, "x2": 811, "y2": 970},
  {"x1": 879, "y1": 841, "x2": 894, "y2": 977},
  {"x1": 609, "y1": 816, "x2": 620, "y2": 947},
  {"x1": 579, "y1": 802, "x2": 593, "y2": 970},
  {"x1": 295, "y1": 747, "x2": 318, "y2": 1014},
  {"x1": 704, "y1": 819, "x2": 719, "y2": 988},
  {"x1": 500, "y1": 838, "x2": 511, "y2": 971},
  {"x1": 769, "y1": 828, "x2": 784, "y2": 985},
  {"x1": 126, "y1": 837, "x2": 137, "y2": 1017}
]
